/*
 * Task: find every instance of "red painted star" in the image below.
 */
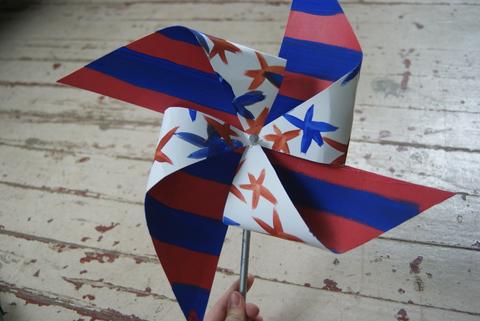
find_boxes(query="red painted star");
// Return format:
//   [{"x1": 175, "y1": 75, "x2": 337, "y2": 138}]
[
  {"x1": 207, "y1": 35, "x2": 241, "y2": 64},
  {"x1": 244, "y1": 107, "x2": 269, "y2": 136},
  {"x1": 253, "y1": 209, "x2": 304, "y2": 242},
  {"x1": 229, "y1": 159, "x2": 247, "y2": 202},
  {"x1": 245, "y1": 52, "x2": 285, "y2": 89},
  {"x1": 240, "y1": 168, "x2": 277, "y2": 209},
  {"x1": 230, "y1": 185, "x2": 246, "y2": 203},
  {"x1": 323, "y1": 137, "x2": 349, "y2": 166},
  {"x1": 154, "y1": 126, "x2": 179, "y2": 164},
  {"x1": 204, "y1": 116, "x2": 238, "y2": 146},
  {"x1": 263, "y1": 125, "x2": 300, "y2": 154},
  {"x1": 235, "y1": 159, "x2": 245, "y2": 174}
]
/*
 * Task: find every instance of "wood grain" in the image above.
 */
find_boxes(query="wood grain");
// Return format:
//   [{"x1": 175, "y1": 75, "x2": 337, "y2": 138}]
[{"x1": 0, "y1": 0, "x2": 479, "y2": 320}]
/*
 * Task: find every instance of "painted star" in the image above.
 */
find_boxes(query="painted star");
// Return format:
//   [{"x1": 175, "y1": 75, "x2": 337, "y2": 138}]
[
  {"x1": 204, "y1": 116, "x2": 238, "y2": 146},
  {"x1": 245, "y1": 52, "x2": 285, "y2": 89},
  {"x1": 232, "y1": 90, "x2": 265, "y2": 119},
  {"x1": 207, "y1": 35, "x2": 241, "y2": 64},
  {"x1": 253, "y1": 209, "x2": 304, "y2": 242},
  {"x1": 239, "y1": 169, "x2": 277, "y2": 209},
  {"x1": 235, "y1": 159, "x2": 245, "y2": 175},
  {"x1": 154, "y1": 126, "x2": 179, "y2": 164},
  {"x1": 284, "y1": 105, "x2": 338, "y2": 153},
  {"x1": 229, "y1": 185, "x2": 247, "y2": 203},
  {"x1": 175, "y1": 125, "x2": 243, "y2": 159},
  {"x1": 244, "y1": 107, "x2": 269, "y2": 136},
  {"x1": 323, "y1": 137, "x2": 349, "y2": 166},
  {"x1": 188, "y1": 109, "x2": 197, "y2": 121},
  {"x1": 229, "y1": 159, "x2": 246, "y2": 203},
  {"x1": 263, "y1": 125, "x2": 300, "y2": 154},
  {"x1": 217, "y1": 74, "x2": 265, "y2": 120}
]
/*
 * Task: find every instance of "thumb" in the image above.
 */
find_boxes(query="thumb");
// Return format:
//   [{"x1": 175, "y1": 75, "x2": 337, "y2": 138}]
[{"x1": 225, "y1": 291, "x2": 246, "y2": 321}]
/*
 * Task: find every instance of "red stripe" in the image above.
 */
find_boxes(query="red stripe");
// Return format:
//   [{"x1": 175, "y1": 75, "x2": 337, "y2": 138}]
[
  {"x1": 148, "y1": 171, "x2": 229, "y2": 221},
  {"x1": 279, "y1": 71, "x2": 332, "y2": 101},
  {"x1": 265, "y1": 149, "x2": 454, "y2": 211},
  {"x1": 285, "y1": 11, "x2": 361, "y2": 52},
  {"x1": 152, "y1": 240, "x2": 218, "y2": 290},
  {"x1": 58, "y1": 67, "x2": 241, "y2": 128},
  {"x1": 299, "y1": 207, "x2": 382, "y2": 253},
  {"x1": 127, "y1": 33, "x2": 214, "y2": 74}
]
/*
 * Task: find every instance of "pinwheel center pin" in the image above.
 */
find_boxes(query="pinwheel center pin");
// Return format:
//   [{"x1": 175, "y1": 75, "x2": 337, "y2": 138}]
[{"x1": 248, "y1": 134, "x2": 259, "y2": 145}]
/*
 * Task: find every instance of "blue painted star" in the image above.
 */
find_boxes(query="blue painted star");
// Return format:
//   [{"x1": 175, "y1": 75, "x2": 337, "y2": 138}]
[
  {"x1": 188, "y1": 109, "x2": 197, "y2": 121},
  {"x1": 217, "y1": 73, "x2": 265, "y2": 119},
  {"x1": 176, "y1": 125, "x2": 243, "y2": 159},
  {"x1": 283, "y1": 105, "x2": 338, "y2": 153}
]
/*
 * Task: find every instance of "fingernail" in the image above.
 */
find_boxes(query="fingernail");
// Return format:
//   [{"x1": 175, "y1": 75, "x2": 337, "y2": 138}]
[{"x1": 228, "y1": 291, "x2": 241, "y2": 308}]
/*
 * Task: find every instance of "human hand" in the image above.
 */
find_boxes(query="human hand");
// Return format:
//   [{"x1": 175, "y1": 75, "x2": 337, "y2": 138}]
[{"x1": 204, "y1": 275, "x2": 262, "y2": 321}]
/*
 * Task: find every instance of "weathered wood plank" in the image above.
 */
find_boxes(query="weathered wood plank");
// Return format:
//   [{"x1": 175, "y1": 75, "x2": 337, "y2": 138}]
[
  {"x1": 0, "y1": 112, "x2": 476, "y2": 194},
  {"x1": 2, "y1": 139, "x2": 480, "y2": 249},
  {"x1": 1, "y1": 1, "x2": 479, "y2": 115},
  {"x1": 0, "y1": 165, "x2": 477, "y2": 254},
  {"x1": 0, "y1": 292, "x2": 83, "y2": 321},
  {"x1": 0, "y1": 115, "x2": 477, "y2": 199},
  {"x1": 1, "y1": 230, "x2": 479, "y2": 318},
  {"x1": 1, "y1": 3, "x2": 478, "y2": 50},
  {"x1": 2, "y1": 57, "x2": 478, "y2": 115},
  {"x1": 3, "y1": 38, "x2": 478, "y2": 85},
  {"x1": 4, "y1": 271, "x2": 479, "y2": 321},
  {"x1": 1, "y1": 2, "x2": 478, "y2": 55},
  {"x1": 3, "y1": 39, "x2": 479, "y2": 85},
  {"x1": 6, "y1": 0, "x2": 480, "y2": 5},
  {"x1": 0, "y1": 144, "x2": 149, "y2": 203},
  {"x1": 2, "y1": 1, "x2": 476, "y2": 28},
  {"x1": 0, "y1": 85, "x2": 478, "y2": 153},
  {"x1": 0, "y1": 236, "x2": 179, "y2": 321}
]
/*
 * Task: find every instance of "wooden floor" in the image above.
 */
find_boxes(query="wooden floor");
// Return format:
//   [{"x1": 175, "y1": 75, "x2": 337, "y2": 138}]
[{"x1": 0, "y1": 0, "x2": 479, "y2": 320}]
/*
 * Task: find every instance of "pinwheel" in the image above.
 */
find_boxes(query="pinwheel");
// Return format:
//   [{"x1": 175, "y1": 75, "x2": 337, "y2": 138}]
[{"x1": 58, "y1": 0, "x2": 454, "y2": 320}]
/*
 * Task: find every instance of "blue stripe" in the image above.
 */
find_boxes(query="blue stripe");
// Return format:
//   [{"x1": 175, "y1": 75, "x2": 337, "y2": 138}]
[
  {"x1": 342, "y1": 63, "x2": 362, "y2": 85},
  {"x1": 272, "y1": 165, "x2": 419, "y2": 231},
  {"x1": 87, "y1": 47, "x2": 237, "y2": 115},
  {"x1": 145, "y1": 195, "x2": 227, "y2": 256},
  {"x1": 172, "y1": 283, "x2": 210, "y2": 320},
  {"x1": 266, "y1": 94, "x2": 303, "y2": 124},
  {"x1": 182, "y1": 150, "x2": 242, "y2": 185},
  {"x1": 291, "y1": 0, "x2": 343, "y2": 16},
  {"x1": 280, "y1": 37, "x2": 362, "y2": 82},
  {"x1": 223, "y1": 216, "x2": 240, "y2": 226},
  {"x1": 157, "y1": 26, "x2": 201, "y2": 46}
]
